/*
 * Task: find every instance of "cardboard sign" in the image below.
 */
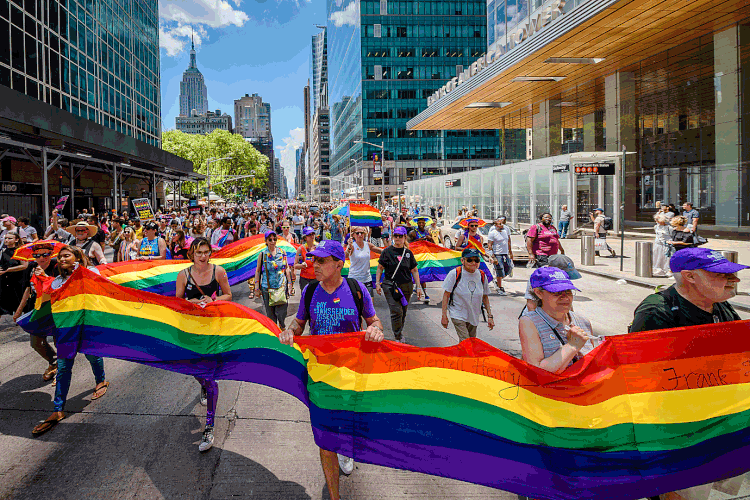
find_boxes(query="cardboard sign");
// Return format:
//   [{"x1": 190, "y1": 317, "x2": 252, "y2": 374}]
[
  {"x1": 132, "y1": 198, "x2": 155, "y2": 220},
  {"x1": 55, "y1": 195, "x2": 69, "y2": 210}
]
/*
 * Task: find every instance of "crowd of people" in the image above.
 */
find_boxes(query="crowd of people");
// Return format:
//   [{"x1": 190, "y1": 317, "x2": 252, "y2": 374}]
[{"x1": 2, "y1": 197, "x2": 744, "y2": 500}]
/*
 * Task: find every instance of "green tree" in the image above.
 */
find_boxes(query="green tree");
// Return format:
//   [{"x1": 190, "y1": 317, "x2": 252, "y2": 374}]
[{"x1": 162, "y1": 130, "x2": 269, "y2": 200}]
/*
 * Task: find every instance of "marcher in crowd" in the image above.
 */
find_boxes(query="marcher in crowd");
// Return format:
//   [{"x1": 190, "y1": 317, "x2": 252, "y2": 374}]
[
  {"x1": 13, "y1": 241, "x2": 58, "y2": 381},
  {"x1": 294, "y1": 227, "x2": 318, "y2": 295},
  {"x1": 345, "y1": 226, "x2": 383, "y2": 296},
  {"x1": 376, "y1": 226, "x2": 422, "y2": 343},
  {"x1": 652, "y1": 213, "x2": 672, "y2": 276},
  {"x1": 169, "y1": 230, "x2": 190, "y2": 260},
  {"x1": 682, "y1": 202, "x2": 699, "y2": 234},
  {"x1": 666, "y1": 216, "x2": 694, "y2": 252},
  {"x1": 522, "y1": 254, "x2": 582, "y2": 313},
  {"x1": 17, "y1": 217, "x2": 38, "y2": 243},
  {"x1": 175, "y1": 236, "x2": 232, "y2": 452},
  {"x1": 136, "y1": 221, "x2": 167, "y2": 260},
  {"x1": 487, "y1": 216, "x2": 513, "y2": 295},
  {"x1": 67, "y1": 220, "x2": 107, "y2": 265},
  {"x1": 557, "y1": 205, "x2": 572, "y2": 239},
  {"x1": 407, "y1": 218, "x2": 433, "y2": 303},
  {"x1": 519, "y1": 267, "x2": 598, "y2": 374},
  {"x1": 0, "y1": 232, "x2": 29, "y2": 317},
  {"x1": 455, "y1": 218, "x2": 483, "y2": 252},
  {"x1": 589, "y1": 208, "x2": 615, "y2": 257},
  {"x1": 279, "y1": 239, "x2": 384, "y2": 500},
  {"x1": 32, "y1": 245, "x2": 108, "y2": 436},
  {"x1": 254, "y1": 230, "x2": 292, "y2": 328},
  {"x1": 441, "y1": 248, "x2": 494, "y2": 342},
  {"x1": 118, "y1": 226, "x2": 140, "y2": 261},
  {"x1": 526, "y1": 212, "x2": 564, "y2": 267}
]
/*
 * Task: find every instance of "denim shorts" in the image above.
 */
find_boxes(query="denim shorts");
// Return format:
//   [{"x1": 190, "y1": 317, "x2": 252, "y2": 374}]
[{"x1": 493, "y1": 253, "x2": 512, "y2": 278}]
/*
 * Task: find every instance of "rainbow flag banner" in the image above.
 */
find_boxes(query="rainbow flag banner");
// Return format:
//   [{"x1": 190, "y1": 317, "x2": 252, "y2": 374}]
[
  {"x1": 17, "y1": 268, "x2": 750, "y2": 500},
  {"x1": 96, "y1": 235, "x2": 297, "y2": 296},
  {"x1": 410, "y1": 240, "x2": 493, "y2": 282},
  {"x1": 349, "y1": 203, "x2": 382, "y2": 227}
]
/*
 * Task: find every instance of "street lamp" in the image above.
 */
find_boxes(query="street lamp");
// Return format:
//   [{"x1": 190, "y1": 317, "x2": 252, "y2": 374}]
[
  {"x1": 354, "y1": 140, "x2": 386, "y2": 209},
  {"x1": 206, "y1": 156, "x2": 233, "y2": 208}
]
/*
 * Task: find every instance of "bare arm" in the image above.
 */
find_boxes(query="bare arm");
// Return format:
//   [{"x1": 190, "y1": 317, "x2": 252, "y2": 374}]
[
  {"x1": 519, "y1": 316, "x2": 581, "y2": 374},
  {"x1": 13, "y1": 287, "x2": 31, "y2": 321},
  {"x1": 367, "y1": 243, "x2": 383, "y2": 254},
  {"x1": 279, "y1": 317, "x2": 306, "y2": 345},
  {"x1": 154, "y1": 239, "x2": 167, "y2": 260},
  {"x1": 440, "y1": 290, "x2": 451, "y2": 328},
  {"x1": 93, "y1": 242, "x2": 107, "y2": 265},
  {"x1": 215, "y1": 266, "x2": 232, "y2": 302}
]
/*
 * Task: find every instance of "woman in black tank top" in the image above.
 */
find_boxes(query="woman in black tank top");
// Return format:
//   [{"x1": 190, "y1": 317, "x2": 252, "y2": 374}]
[{"x1": 175, "y1": 237, "x2": 232, "y2": 453}]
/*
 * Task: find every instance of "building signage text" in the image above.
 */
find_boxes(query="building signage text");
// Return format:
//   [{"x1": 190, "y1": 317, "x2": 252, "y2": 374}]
[
  {"x1": 574, "y1": 161, "x2": 616, "y2": 176},
  {"x1": 427, "y1": 0, "x2": 565, "y2": 107},
  {"x1": 445, "y1": 179, "x2": 462, "y2": 188}
]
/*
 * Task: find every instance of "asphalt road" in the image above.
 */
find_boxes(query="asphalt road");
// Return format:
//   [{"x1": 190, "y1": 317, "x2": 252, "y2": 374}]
[{"x1": 0, "y1": 267, "x2": 747, "y2": 500}]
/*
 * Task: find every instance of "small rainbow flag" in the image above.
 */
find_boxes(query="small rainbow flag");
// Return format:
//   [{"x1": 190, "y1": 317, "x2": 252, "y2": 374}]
[
  {"x1": 16, "y1": 267, "x2": 750, "y2": 500},
  {"x1": 349, "y1": 203, "x2": 382, "y2": 227},
  {"x1": 96, "y1": 235, "x2": 297, "y2": 296},
  {"x1": 410, "y1": 240, "x2": 493, "y2": 282}
]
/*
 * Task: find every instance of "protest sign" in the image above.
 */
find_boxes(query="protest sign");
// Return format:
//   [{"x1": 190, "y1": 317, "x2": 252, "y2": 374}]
[{"x1": 132, "y1": 198, "x2": 154, "y2": 220}]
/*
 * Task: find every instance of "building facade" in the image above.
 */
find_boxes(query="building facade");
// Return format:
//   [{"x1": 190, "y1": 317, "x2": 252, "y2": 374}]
[
  {"x1": 326, "y1": 0, "x2": 521, "y2": 204},
  {"x1": 408, "y1": 0, "x2": 750, "y2": 234},
  {"x1": 300, "y1": 83, "x2": 310, "y2": 199},
  {"x1": 179, "y1": 37, "x2": 208, "y2": 117},
  {"x1": 175, "y1": 109, "x2": 232, "y2": 135},
  {"x1": 310, "y1": 107, "x2": 331, "y2": 202},
  {"x1": 311, "y1": 29, "x2": 328, "y2": 118},
  {"x1": 0, "y1": 0, "x2": 161, "y2": 146},
  {"x1": 235, "y1": 93, "x2": 275, "y2": 194}
]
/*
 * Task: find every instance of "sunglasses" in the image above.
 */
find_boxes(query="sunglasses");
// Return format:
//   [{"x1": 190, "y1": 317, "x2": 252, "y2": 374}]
[
  {"x1": 75, "y1": 228, "x2": 89, "y2": 232},
  {"x1": 464, "y1": 257, "x2": 480, "y2": 263},
  {"x1": 266, "y1": 237, "x2": 277, "y2": 241},
  {"x1": 547, "y1": 289, "x2": 575, "y2": 298},
  {"x1": 393, "y1": 234, "x2": 405, "y2": 238},
  {"x1": 313, "y1": 256, "x2": 332, "y2": 265},
  {"x1": 469, "y1": 225, "x2": 478, "y2": 228},
  {"x1": 32, "y1": 252, "x2": 52, "y2": 258}
]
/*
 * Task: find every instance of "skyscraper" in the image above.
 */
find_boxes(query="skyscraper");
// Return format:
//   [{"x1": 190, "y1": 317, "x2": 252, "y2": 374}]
[
  {"x1": 326, "y1": 0, "x2": 506, "y2": 204},
  {"x1": 234, "y1": 93, "x2": 275, "y2": 194},
  {"x1": 179, "y1": 36, "x2": 208, "y2": 117},
  {"x1": 311, "y1": 29, "x2": 328, "y2": 117}
]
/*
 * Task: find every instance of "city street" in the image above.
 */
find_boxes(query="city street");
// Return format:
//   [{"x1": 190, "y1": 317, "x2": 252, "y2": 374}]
[{"x1": 1, "y1": 267, "x2": 748, "y2": 500}]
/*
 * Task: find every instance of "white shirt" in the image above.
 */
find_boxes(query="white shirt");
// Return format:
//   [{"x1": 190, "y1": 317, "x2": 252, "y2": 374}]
[
  {"x1": 348, "y1": 240, "x2": 372, "y2": 283},
  {"x1": 292, "y1": 215, "x2": 304, "y2": 230},
  {"x1": 487, "y1": 226, "x2": 511, "y2": 255},
  {"x1": 442, "y1": 267, "x2": 490, "y2": 326}
]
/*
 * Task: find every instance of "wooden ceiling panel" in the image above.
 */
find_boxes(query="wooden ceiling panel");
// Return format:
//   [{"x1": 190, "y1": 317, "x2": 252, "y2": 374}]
[{"x1": 411, "y1": 0, "x2": 750, "y2": 131}]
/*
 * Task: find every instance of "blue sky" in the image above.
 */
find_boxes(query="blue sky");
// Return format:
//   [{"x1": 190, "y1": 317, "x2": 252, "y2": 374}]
[{"x1": 159, "y1": 0, "x2": 326, "y2": 191}]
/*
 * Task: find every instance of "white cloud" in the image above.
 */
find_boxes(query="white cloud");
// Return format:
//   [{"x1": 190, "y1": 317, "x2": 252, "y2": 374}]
[
  {"x1": 276, "y1": 127, "x2": 305, "y2": 189},
  {"x1": 159, "y1": 0, "x2": 249, "y2": 57},
  {"x1": 329, "y1": 1, "x2": 357, "y2": 27}
]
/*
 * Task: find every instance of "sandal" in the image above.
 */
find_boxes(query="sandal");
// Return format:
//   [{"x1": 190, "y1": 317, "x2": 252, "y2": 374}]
[
  {"x1": 32, "y1": 412, "x2": 65, "y2": 436},
  {"x1": 92, "y1": 381, "x2": 109, "y2": 400},
  {"x1": 42, "y1": 364, "x2": 57, "y2": 382}
]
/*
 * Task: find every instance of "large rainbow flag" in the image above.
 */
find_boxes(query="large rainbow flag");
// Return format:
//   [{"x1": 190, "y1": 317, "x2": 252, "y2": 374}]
[
  {"x1": 17, "y1": 267, "x2": 750, "y2": 500},
  {"x1": 97, "y1": 235, "x2": 297, "y2": 296},
  {"x1": 349, "y1": 203, "x2": 382, "y2": 227}
]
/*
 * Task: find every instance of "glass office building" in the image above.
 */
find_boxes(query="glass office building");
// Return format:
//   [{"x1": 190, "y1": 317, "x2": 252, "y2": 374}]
[
  {"x1": 409, "y1": 0, "x2": 750, "y2": 234},
  {"x1": 327, "y1": 0, "x2": 526, "y2": 203},
  {"x1": 0, "y1": 0, "x2": 161, "y2": 146}
]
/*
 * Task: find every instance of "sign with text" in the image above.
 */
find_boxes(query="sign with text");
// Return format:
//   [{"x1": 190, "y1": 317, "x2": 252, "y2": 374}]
[
  {"x1": 574, "y1": 161, "x2": 616, "y2": 176},
  {"x1": 553, "y1": 164, "x2": 570, "y2": 173},
  {"x1": 445, "y1": 179, "x2": 462, "y2": 188},
  {"x1": 188, "y1": 198, "x2": 201, "y2": 215},
  {"x1": 55, "y1": 195, "x2": 69, "y2": 210},
  {"x1": 1, "y1": 181, "x2": 43, "y2": 195},
  {"x1": 132, "y1": 198, "x2": 155, "y2": 220}
]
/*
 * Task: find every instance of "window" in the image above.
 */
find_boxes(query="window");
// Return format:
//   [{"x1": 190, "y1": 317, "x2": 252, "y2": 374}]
[
  {"x1": 374, "y1": 23, "x2": 381, "y2": 37},
  {"x1": 397, "y1": 89, "x2": 416, "y2": 99},
  {"x1": 397, "y1": 68, "x2": 413, "y2": 79},
  {"x1": 396, "y1": 26, "x2": 406, "y2": 37},
  {"x1": 422, "y1": 48, "x2": 438, "y2": 57}
]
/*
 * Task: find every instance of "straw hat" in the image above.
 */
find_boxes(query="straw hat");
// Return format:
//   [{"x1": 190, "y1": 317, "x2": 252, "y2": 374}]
[{"x1": 66, "y1": 220, "x2": 98, "y2": 238}]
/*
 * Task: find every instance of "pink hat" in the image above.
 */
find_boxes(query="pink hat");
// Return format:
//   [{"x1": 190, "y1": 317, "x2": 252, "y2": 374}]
[{"x1": 1, "y1": 216, "x2": 17, "y2": 224}]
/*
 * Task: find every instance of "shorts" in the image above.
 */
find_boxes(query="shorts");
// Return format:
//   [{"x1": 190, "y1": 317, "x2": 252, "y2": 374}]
[{"x1": 493, "y1": 253, "x2": 512, "y2": 278}]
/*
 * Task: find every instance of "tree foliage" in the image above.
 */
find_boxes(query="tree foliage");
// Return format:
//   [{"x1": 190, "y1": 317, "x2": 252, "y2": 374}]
[{"x1": 162, "y1": 130, "x2": 269, "y2": 199}]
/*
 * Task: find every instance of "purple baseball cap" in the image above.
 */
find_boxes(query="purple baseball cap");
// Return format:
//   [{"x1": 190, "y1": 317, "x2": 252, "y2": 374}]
[
  {"x1": 393, "y1": 226, "x2": 408, "y2": 236},
  {"x1": 309, "y1": 240, "x2": 346, "y2": 261},
  {"x1": 302, "y1": 226, "x2": 315, "y2": 236},
  {"x1": 670, "y1": 248, "x2": 749, "y2": 274},
  {"x1": 264, "y1": 230, "x2": 277, "y2": 239},
  {"x1": 529, "y1": 267, "x2": 581, "y2": 293}
]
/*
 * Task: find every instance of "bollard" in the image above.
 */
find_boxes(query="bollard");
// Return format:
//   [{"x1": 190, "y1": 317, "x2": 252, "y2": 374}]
[
  {"x1": 635, "y1": 241, "x2": 653, "y2": 278},
  {"x1": 720, "y1": 250, "x2": 739, "y2": 263},
  {"x1": 581, "y1": 235, "x2": 595, "y2": 266}
]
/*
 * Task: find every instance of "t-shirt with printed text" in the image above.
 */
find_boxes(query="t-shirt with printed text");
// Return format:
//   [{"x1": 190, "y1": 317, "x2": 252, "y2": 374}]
[{"x1": 297, "y1": 280, "x2": 377, "y2": 336}]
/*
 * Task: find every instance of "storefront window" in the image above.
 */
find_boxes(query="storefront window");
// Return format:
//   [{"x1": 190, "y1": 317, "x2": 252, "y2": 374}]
[
  {"x1": 515, "y1": 171, "x2": 530, "y2": 224},
  {"x1": 534, "y1": 169, "x2": 551, "y2": 220},
  {"x1": 501, "y1": 171, "x2": 512, "y2": 220}
]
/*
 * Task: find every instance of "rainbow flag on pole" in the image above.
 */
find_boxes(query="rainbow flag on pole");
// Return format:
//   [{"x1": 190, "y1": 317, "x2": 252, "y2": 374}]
[
  {"x1": 96, "y1": 235, "x2": 297, "y2": 296},
  {"x1": 410, "y1": 240, "x2": 493, "y2": 282},
  {"x1": 348, "y1": 203, "x2": 382, "y2": 227},
  {"x1": 15, "y1": 267, "x2": 750, "y2": 500}
]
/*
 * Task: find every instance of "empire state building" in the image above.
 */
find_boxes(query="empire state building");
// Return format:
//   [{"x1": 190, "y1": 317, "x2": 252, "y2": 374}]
[{"x1": 179, "y1": 37, "x2": 208, "y2": 117}]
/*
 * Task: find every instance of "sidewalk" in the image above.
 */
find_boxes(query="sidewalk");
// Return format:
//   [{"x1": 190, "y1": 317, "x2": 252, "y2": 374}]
[{"x1": 555, "y1": 236, "x2": 750, "y2": 312}]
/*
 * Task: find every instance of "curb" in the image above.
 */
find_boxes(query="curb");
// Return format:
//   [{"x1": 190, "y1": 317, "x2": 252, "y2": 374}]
[{"x1": 575, "y1": 266, "x2": 750, "y2": 314}]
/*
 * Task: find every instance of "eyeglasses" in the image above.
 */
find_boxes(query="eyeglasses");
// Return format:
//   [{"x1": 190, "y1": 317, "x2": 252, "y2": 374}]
[
  {"x1": 469, "y1": 225, "x2": 478, "y2": 229},
  {"x1": 194, "y1": 250, "x2": 211, "y2": 257},
  {"x1": 464, "y1": 257, "x2": 480, "y2": 263},
  {"x1": 32, "y1": 253, "x2": 52, "y2": 258}
]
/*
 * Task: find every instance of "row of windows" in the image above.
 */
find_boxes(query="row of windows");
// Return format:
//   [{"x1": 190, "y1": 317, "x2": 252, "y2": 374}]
[
  {"x1": 364, "y1": 47, "x2": 483, "y2": 58},
  {"x1": 361, "y1": 0, "x2": 486, "y2": 16},
  {"x1": 365, "y1": 65, "x2": 468, "y2": 80},
  {"x1": 363, "y1": 23, "x2": 485, "y2": 38}
]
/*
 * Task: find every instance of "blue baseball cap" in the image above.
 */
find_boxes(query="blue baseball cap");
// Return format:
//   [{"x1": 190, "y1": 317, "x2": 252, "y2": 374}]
[
  {"x1": 309, "y1": 240, "x2": 346, "y2": 261},
  {"x1": 547, "y1": 254, "x2": 582, "y2": 280},
  {"x1": 302, "y1": 226, "x2": 315, "y2": 236},
  {"x1": 593, "y1": 208, "x2": 604, "y2": 212},
  {"x1": 529, "y1": 267, "x2": 581, "y2": 293},
  {"x1": 670, "y1": 248, "x2": 749, "y2": 274},
  {"x1": 264, "y1": 230, "x2": 277, "y2": 239},
  {"x1": 461, "y1": 248, "x2": 481, "y2": 258}
]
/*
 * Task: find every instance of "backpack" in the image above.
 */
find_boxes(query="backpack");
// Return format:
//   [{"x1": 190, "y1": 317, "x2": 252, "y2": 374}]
[
  {"x1": 448, "y1": 266, "x2": 486, "y2": 307},
  {"x1": 628, "y1": 287, "x2": 679, "y2": 333},
  {"x1": 303, "y1": 278, "x2": 366, "y2": 329},
  {"x1": 603, "y1": 216, "x2": 614, "y2": 231}
]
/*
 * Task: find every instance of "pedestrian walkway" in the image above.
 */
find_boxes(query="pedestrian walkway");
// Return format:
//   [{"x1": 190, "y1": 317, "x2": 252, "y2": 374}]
[{"x1": 557, "y1": 236, "x2": 750, "y2": 311}]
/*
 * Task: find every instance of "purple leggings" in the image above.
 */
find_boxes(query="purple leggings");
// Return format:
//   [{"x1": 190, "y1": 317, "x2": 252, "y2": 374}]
[{"x1": 195, "y1": 377, "x2": 218, "y2": 426}]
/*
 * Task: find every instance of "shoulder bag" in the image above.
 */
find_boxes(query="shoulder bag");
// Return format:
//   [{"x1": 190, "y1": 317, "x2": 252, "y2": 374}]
[{"x1": 264, "y1": 249, "x2": 288, "y2": 306}]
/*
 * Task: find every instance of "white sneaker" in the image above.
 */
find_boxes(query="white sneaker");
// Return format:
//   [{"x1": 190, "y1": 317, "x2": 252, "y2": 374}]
[
  {"x1": 199, "y1": 425, "x2": 214, "y2": 452},
  {"x1": 423, "y1": 294, "x2": 430, "y2": 304},
  {"x1": 497, "y1": 287, "x2": 507, "y2": 296},
  {"x1": 200, "y1": 387, "x2": 207, "y2": 406},
  {"x1": 338, "y1": 453, "x2": 354, "y2": 475}
]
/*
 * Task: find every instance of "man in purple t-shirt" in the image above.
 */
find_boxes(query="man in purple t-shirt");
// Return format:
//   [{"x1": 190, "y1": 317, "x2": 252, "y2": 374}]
[{"x1": 279, "y1": 240, "x2": 383, "y2": 500}]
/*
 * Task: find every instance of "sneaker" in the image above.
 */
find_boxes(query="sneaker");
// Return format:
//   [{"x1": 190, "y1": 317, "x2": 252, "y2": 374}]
[
  {"x1": 337, "y1": 453, "x2": 354, "y2": 475},
  {"x1": 423, "y1": 294, "x2": 430, "y2": 304},
  {"x1": 497, "y1": 287, "x2": 507, "y2": 296},
  {"x1": 200, "y1": 387, "x2": 207, "y2": 406},
  {"x1": 199, "y1": 425, "x2": 214, "y2": 452}
]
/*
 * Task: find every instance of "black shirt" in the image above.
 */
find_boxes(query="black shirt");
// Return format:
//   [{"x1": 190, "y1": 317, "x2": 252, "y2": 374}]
[
  {"x1": 378, "y1": 245, "x2": 417, "y2": 285},
  {"x1": 671, "y1": 230, "x2": 695, "y2": 249},
  {"x1": 630, "y1": 285, "x2": 741, "y2": 333}
]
